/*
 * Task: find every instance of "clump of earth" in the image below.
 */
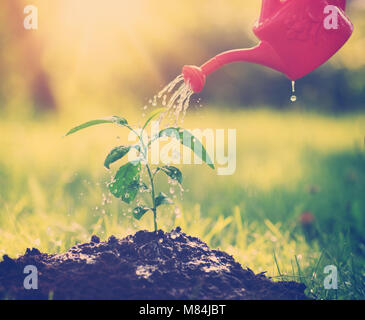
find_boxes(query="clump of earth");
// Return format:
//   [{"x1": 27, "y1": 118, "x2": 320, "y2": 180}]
[{"x1": 0, "y1": 227, "x2": 309, "y2": 300}]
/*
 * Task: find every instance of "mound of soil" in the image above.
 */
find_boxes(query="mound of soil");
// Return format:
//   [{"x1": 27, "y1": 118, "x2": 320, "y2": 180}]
[{"x1": 0, "y1": 228, "x2": 309, "y2": 300}]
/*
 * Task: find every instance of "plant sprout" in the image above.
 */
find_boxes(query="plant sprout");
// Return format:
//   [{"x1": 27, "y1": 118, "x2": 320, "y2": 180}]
[{"x1": 66, "y1": 108, "x2": 214, "y2": 231}]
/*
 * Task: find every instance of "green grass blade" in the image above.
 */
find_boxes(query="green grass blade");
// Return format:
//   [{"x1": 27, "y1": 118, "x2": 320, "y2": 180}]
[{"x1": 273, "y1": 251, "x2": 282, "y2": 279}]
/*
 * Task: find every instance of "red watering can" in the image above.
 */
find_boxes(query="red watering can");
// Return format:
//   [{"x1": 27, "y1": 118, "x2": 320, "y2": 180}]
[{"x1": 182, "y1": 0, "x2": 353, "y2": 93}]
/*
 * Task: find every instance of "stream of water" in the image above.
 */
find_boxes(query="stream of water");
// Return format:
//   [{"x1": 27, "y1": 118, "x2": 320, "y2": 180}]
[
  {"x1": 144, "y1": 75, "x2": 297, "y2": 125},
  {"x1": 143, "y1": 75, "x2": 194, "y2": 126}
]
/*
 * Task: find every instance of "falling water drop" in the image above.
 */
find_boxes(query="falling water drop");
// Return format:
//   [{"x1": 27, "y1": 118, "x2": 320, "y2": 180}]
[
  {"x1": 148, "y1": 75, "x2": 194, "y2": 125},
  {"x1": 174, "y1": 206, "x2": 181, "y2": 218},
  {"x1": 290, "y1": 81, "x2": 297, "y2": 102}
]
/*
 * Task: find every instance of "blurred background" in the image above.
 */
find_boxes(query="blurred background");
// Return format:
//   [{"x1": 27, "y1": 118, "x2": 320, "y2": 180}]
[
  {"x1": 1, "y1": 0, "x2": 365, "y2": 112},
  {"x1": 0, "y1": 0, "x2": 364, "y2": 299}
]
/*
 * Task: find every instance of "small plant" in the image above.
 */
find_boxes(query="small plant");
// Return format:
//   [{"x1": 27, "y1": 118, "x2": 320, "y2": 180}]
[{"x1": 66, "y1": 108, "x2": 214, "y2": 231}]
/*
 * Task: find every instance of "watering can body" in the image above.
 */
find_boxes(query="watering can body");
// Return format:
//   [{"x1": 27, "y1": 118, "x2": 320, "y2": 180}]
[{"x1": 183, "y1": 0, "x2": 353, "y2": 93}]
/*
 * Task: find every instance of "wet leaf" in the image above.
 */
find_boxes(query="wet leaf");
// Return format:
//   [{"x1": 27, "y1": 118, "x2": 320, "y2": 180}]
[
  {"x1": 155, "y1": 192, "x2": 173, "y2": 207},
  {"x1": 109, "y1": 161, "x2": 141, "y2": 204},
  {"x1": 138, "y1": 181, "x2": 149, "y2": 191},
  {"x1": 159, "y1": 166, "x2": 183, "y2": 184},
  {"x1": 158, "y1": 128, "x2": 214, "y2": 169},
  {"x1": 104, "y1": 146, "x2": 131, "y2": 169},
  {"x1": 66, "y1": 116, "x2": 128, "y2": 136},
  {"x1": 133, "y1": 206, "x2": 150, "y2": 220},
  {"x1": 128, "y1": 179, "x2": 148, "y2": 192}
]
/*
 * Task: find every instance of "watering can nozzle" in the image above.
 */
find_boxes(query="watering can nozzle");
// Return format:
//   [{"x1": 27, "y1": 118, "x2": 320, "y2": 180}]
[
  {"x1": 182, "y1": 0, "x2": 353, "y2": 94},
  {"x1": 182, "y1": 65, "x2": 206, "y2": 93}
]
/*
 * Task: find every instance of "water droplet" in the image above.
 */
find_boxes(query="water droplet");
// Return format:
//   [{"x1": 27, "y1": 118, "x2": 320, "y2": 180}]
[
  {"x1": 290, "y1": 80, "x2": 297, "y2": 103},
  {"x1": 145, "y1": 75, "x2": 194, "y2": 126}
]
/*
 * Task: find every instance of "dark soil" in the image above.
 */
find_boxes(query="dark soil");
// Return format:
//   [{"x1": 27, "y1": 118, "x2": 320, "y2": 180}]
[{"x1": 0, "y1": 228, "x2": 310, "y2": 300}]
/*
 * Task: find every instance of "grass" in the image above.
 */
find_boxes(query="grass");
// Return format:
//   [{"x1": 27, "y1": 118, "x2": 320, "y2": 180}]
[{"x1": 0, "y1": 106, "x2": 364, "y2": 300}]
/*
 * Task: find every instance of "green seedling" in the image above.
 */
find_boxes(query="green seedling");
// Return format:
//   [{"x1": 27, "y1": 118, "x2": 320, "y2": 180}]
[{"x1": 66, "y1": 109, "x2": 214, "y2": 231}]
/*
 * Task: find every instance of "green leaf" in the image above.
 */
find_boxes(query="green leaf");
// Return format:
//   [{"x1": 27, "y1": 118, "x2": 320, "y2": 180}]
[
  {"x1": 133, "y1": 145, "x2": 141, "y2": 153},
  {"x1": 158, "y1": 128, "x2": 215, "y2": 169},
  {"x1": 133, "y1": 206, "x2": 150, "y2": 220},
  {"x1": 142, "y1": 108, "x2": 166, "y2": 130},
  {"x1": 155, "y1": 192, "x2": 173, "y2": 207},
  {"x1": 158, "y1": 166, "x2": 183, "y2": 184},
  {"x1": 109, "y1": 161, "x2": 141, "y2": 204},
  {"x1": 138, "y1": 181, "x2": 149, "y2": 191},
  {"x1": 128, "y1": 179, "x2": 148, "y2": 192},
  {"x1": 104, "y1": 146, "x2": 131, "y2": 169},
  {"x1": 66, "y1": 116, "x2": 128, "y2": 136}
]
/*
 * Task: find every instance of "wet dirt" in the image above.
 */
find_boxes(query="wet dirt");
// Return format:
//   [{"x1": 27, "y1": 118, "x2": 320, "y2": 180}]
[{"x1": 0, "y1": 227, "x2": 310, "y2": 300}]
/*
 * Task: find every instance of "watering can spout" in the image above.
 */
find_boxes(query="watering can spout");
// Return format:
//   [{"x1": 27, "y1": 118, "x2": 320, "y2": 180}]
[
  {"x1": 183, "y1": 41, "x2": 284, "y2": 93},
  {"x1": 182, "y1": 0, "x2": 353, "y2": 93}
]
